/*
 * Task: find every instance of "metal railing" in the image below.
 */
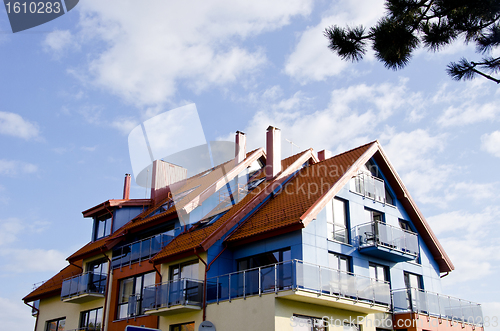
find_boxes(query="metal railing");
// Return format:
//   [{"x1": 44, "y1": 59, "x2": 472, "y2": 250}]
[
  {"x1": 61, "y1": 272, "x2": 106, "y2": 300},
  {"x1": 206, "y1": 260, "x2": 391, "y2": 306},
  {"x1": 353, "y1": 173, "x2": 386, "y2": 203},
  {"x1": 111, "y1": 233, "x2": 174, "y2": 269},
  {"x1": 392, "y1": 288, "x2": 483, "y2": 326},
  {"x1": 357, "y1": 221, "x2": 419, "y2": 257},
  {"x1": 141, "y1": 278, "x2": 204, "y2": 311}
]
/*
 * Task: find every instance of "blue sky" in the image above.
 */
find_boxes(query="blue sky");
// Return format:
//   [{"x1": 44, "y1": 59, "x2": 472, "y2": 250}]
[{"x1": 0, "y1": 1, "x2": 499, "y2": 330}]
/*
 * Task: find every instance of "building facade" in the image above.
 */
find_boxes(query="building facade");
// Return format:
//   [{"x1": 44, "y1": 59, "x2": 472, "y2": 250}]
[{"x1": 24, "y1": 127, "x2": 484, "y2": 331}]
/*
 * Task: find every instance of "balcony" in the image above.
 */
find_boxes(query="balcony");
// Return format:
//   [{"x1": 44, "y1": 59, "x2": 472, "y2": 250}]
[
  {"x1": 111, "y1": 233, "x2": 174, "y2": 269},
  {"x1": 206, "y1": 260, "x2": 391, "y2": 314},
  {"x1": 142, "y1": 278, "x2": 204, "y2": 315},
  {"x1": 352, "y1": 173, "x2": 386, "y2": 203},
  {"x1": 392, "y1": 288, "x2": 483, "y2": 327},
  {"x1": 356, "y1": 221, "x2": 419, "y2": 262},
  {"x1": 61, "y1": 272, "x2": 106, "y2": 303}
]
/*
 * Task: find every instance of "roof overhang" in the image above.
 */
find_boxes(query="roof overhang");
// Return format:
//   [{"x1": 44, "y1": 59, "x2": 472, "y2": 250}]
[{"x1": 82, "y1": 199, "x2": 151, "y2": 218}]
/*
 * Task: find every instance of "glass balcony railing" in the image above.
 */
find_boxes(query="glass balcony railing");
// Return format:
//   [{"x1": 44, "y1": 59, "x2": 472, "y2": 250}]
[
  {"x1": 392, "y1": 288, "x2": 483, "y2": 326},
  {"x1": 111, "y1": 233, "x2": 174, "y2": 269},
  {"x1": 141, "y1": 278, "x2": 204, "y2": 311},
  {"x1": 206, "y1": 260, "x2": 391, "y2": 306},
  {"x1": 352, "y1": 173, "x2": 386, "y2": 203},
  {"x1": 61, "y1": 272, "x2": 107, "y2": 300},
  {"x1": 357, "y1": 221, "x2": 419, "y2": 257}
]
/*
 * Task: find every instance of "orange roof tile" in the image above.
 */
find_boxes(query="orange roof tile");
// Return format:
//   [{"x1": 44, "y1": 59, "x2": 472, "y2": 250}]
[
  {"x1": 68, "y1": 150, "x2": 264, "y2": 263},
  {"x1": 226, "y1": 142, "x2": 375, "y2": 243},
  {"x1": 152, "y1": 150, "x2": 316, "y2": 263},
  {"x1": 23, "y1": 262, "x2": 82, "y2": 303}
]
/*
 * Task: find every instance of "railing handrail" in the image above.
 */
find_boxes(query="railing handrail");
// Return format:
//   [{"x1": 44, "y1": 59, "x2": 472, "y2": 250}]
[
  {"x1": 206, "y1": 259, "x2": 390, "y2": 286},
  {"x1": 356, "y1": 220, "x2": 418, "y2": 236},
  {"x1": 356, "y1": 172, "x2": 384, "y2": 183},
  {"x1": 144, "y1": 277, "x2": 203, "y2": 289},
  {"x1": 62, "y1": 271, "x2": 107, "y2": 283},
  {"x1": 115, "y1": 231, "x2": 176, "y2": 250},
  {"x1": 391, "y1": 288, "x2": 482, "y2": 307}
]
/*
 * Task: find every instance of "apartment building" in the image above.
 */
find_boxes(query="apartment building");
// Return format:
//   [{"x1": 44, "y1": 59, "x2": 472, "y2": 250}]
[{"x1": 23, "y1": 127, "x2": 484, "y2": 331}]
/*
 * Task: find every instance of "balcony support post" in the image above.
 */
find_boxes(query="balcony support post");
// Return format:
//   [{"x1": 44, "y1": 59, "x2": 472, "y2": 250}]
[
  {"x1": 243, "y1": 271, "x2": 246, "y2": 299},
  {"x1": 258, "y1": 267, "x2": 262, "y2": 297},
  {"x1": 274, "y1": 264, "x2": 278, "y2": 294}
]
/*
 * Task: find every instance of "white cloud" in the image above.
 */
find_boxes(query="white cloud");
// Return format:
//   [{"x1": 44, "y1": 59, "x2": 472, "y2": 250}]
[
  {"x1": 81, "y1": 146, "x2": 97, "y2": 152},
  {"x1": 75, "y1": 0, "x2": 312, "y2": 106},
  {"x1": 42, "y1": 29, "x2": 77, "y2": 55},
  {"x1": 0, "y1": 218, "x2": 24, "y2": 246},
  {"x1": 0, "y1": 297, "x2": 35, "y2": 331},
  {"x1": 0, "y1": 160, "x2": 38, "y2": 176},
  {"x1": 427, "y1": 207, "x2": 500, "y2": 237},
  {"x1": 111, "y1": 117, "x2": 139, "y2": 135},
  {"x1": 285, "y1": 0, "x2": 385, "y2": 82},
  {"x1": 428, "y1": 207, "x2": 500, "y2": 284},
  {"x1": 223, "y1": 79, "x2": 423, "y2": 157},
  {"x1": 435, "y1": 81, "x2": 500, "y2": 127},
  {"x1": 481, "y1": 131, "x2": 500, "y2": 158},
  {"x1": 0, "y1": 249, "x2": 67, "y2": 273},
  {"x1": 0, "y1": 111, "x2": 40, "y2": 140}
]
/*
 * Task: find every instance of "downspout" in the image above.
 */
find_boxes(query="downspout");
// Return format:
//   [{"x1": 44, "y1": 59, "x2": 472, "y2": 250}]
[
  {"x1": 24, "y1": 302, "x2": 39, "y2": 331},
  {"x1": 100, "y1": 251, "x2": 112, "y2": 331},
  {"x1": 194, "y1": 245, "x2": 228, "y2": 322}
]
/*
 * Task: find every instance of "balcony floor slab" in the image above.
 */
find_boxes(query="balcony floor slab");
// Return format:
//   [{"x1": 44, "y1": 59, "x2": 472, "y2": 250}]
[
  {"x1": 276, "y1": 289, "x2": 390, "y2": 314},
  {"x1": 359, "y1": 245, "x2": 417, "y2": 262},
  {"x1": 61, "y1": 293, "x2": 105, "y2": 304}
]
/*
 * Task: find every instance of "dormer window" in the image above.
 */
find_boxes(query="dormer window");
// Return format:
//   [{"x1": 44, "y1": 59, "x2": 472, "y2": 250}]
[{"x1": 93, "y1": 214, "x2": 111, "y2": 241}]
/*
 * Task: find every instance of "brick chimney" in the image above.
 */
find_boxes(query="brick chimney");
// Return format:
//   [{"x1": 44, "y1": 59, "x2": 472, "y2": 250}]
[
  {"x1": 235, "y1": 131, "x2": 246, "y2": 165},
  {"x1": 266, "y1": 126, "x2": 281, "y2": 180},
  {"x1": 318, "y1": 150, "x2": 332, "y2": 161},
  {"x1": 123, "y1": 174, "x2": 131, "y2": 200}
]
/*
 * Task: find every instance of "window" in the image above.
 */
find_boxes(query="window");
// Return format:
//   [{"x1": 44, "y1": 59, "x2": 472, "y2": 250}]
[
  {"x1": 404, "y1": 272, "x2": 422, "y2": 289},
  {"x1": 328, "y1": 253, "x2": 350, "y2": 272},
  {"x1": 365, "y1": 208, "x2": 384, "y2": 223},
  {"x1": 170, "y1": 260, "x2": 198, "y2": 281},
  {"x1": 292, "y1": 315, "x2": 328, "y2": 331},
  {"x1": 369, "y1": 263, "x2": 389, "y2": 282},
  {"x1": 117, "y1": 272, "x2": 155, "y2": 319},
  {"x1": 399, "y1": 219, "x2": 414, "y2": 232},
  {"x1": 46, "y1": 317, "x2": 65, "y2": 331},
  {"x1": 237, "y1": 248, "x2": 291, "y2": 271},
  {"x1": 93, "y1": 214, "x2": 111, "y2": 241},
  {"x1": 327, "y1": 198, "x2": 349, "y2": 244},
  {"x1": 385, "y1": 184, "x2": 394, "y2": 205},
  {"x1": 170, "y1": 322, "x2": 195, "y2": 331},
  {"x1": 87, "y1": 259, "x2": 108, "y2": 293},
  {"x1": 80, "y1": 307, "x2": 103, "y2": 331}
]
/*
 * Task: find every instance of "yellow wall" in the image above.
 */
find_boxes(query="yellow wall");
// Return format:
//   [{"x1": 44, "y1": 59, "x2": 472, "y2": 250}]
[
  {"x1": 36, "y1": 295, "x2": 105, "y2": 331},
  {"x1": 37, "y1": 251, "x2": 114, "y2": 331},
  {"x1": 275, "y1": 298, "x2": 381, "y2": 331}
]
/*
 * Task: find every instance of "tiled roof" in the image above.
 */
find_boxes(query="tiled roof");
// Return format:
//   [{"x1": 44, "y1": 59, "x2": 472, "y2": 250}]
[
  {"x1": 23, "y1": 262, "x2": 82, "y2": 303},
  {"x1": 152, "y1": 150, "x2": 314, "y2": 263},
  {"x1": 226, "y1": 142, "x2": 375, "y2": 243},
  {"x1": 68, "y1": 149, "x2": 264, "y2": 263}
]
